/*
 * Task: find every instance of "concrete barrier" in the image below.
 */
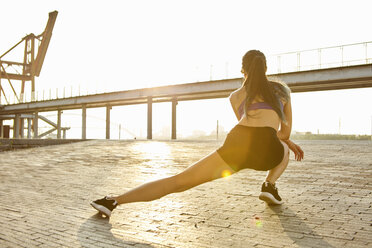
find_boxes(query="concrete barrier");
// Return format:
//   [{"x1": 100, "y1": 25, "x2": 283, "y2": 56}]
[{"x1": 0, "y1": 139, "x2": 85, "y2": 151}]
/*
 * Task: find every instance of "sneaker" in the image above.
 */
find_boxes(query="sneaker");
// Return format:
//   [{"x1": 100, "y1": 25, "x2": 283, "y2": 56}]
[
  {"x1": 90, "y1": 196, "x2": 118, "y2": 217},
  {"x1": 259, "y1": 182, "x2": 283, "y2": 205}
]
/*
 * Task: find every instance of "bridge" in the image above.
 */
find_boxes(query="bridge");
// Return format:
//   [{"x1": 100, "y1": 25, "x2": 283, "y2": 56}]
[
  {"x1": 1, "y1": 24, "x2": 372, "y2": 141},
  {"x1": 1, "y1": 61, "x2": 372, "y2": 140}
]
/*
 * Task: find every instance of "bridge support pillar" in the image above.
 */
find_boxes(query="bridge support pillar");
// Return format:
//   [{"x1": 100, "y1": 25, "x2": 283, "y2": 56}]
[
  {"x1": 0, "y1": 120, "x2": 3, "y2": 138},
  {"x1": 57, "y1": 110, "x2": 62, "y2": 139},
  {"x1": 20, "y1": 118, "x2": 24, "y2": 138},
  {"x1": 27, "y1": 118, "x2": 32, "y2": 139},
  {"x1": 33, "y1": 112, "x2": 38, "y2": 138},
  {"x1": 82, "y1": 104, "x2": 87, "y2": 139},
  {"x1": 171, "y1": 97, "x2": 177, "y2": 140},
  {"x1": 106, "y1": 105, "x2": 111, "y2": 139},
  {"x1": 14, "y1": 114, "x2": 20, "y2": 138},
  {"x1": 147, "y1": 97, "x2": 152, "y2": 140}
]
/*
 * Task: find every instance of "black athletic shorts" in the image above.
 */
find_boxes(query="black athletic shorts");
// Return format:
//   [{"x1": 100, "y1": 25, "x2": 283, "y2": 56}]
[{"x1": 216, "y1": 125, "x2": 284, "y2": 172}]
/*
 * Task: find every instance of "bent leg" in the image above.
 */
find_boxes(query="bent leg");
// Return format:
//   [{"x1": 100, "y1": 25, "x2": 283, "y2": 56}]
[
  {"x1": 265, "y1": 141, "x2": 289, "y2": 184},
  {"x1": 113, "y1": 151, "x2": 234, "y2": 205}
]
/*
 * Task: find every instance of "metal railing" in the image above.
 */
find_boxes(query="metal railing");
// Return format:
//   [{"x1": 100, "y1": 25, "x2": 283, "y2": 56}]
[{"x1": 267, "y1": 41, "x2": 372, "y2": 74}]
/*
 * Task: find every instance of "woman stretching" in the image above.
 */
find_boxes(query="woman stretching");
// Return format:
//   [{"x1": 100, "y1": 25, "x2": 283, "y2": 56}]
[{"x1": 91, "y1": 50, "x2": 304, "y2": 217}]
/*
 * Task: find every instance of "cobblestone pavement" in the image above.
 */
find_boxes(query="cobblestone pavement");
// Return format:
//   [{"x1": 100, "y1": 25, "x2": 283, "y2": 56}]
[{"x1": 0, "y1": 139, "x2": 371, "y2": 248}]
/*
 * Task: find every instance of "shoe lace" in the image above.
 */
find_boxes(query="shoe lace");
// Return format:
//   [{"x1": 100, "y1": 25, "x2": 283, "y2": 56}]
[
  {"x1": 265, "y1": 182, "x2": 279, "y2": 196},
  {"x1": 273, "y1": 184, "x2": 278, "y2": 191},
  {"x1": 105, "y1": 196, "x2": 118, "y2": 206},
  {"x1": 265, "y1": 182, "x2": 277, "y2": 190},
  {"x1": 272, "y1": 184, "x2": 282, "y2": 200}
]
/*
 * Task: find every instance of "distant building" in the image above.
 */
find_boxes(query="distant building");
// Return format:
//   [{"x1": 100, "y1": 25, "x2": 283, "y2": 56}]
[{"x1": 293, "y1": 131, "x2": 312, "y2": 135}]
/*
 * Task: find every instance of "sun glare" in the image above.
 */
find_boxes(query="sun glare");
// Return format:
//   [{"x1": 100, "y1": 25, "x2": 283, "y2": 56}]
[
  {"x1": 221, "y1": 170, "x2": 232, "y2": 178},
  {"x1": 132, "y1": 141, "x2": 173, "y2": 178},
  {"x1": 132, "y1": 141, "x2": 171, "y2": 159}
]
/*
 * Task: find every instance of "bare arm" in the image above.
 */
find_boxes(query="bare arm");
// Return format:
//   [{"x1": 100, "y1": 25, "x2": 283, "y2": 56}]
[
  {"x1": 277, "y1": 100, "x2": 304, "y2": 161},
  {"x1": 285, "y1": 139, "x2": 304, "y2": 161},
  {"x1": 229, "y1": 87, "x2": 245, "y2": 121},
  {"x1": 277, "y1": 100, "x2": 292, "y2": 141}
]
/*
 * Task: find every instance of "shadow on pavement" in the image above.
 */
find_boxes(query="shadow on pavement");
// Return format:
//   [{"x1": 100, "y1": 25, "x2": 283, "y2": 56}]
[
  {"x1": 78, "y1": 213, "x2": 154, "y2": 248},
  {"x1": 268, "y1": 205, "x2": 336, "y2": 248}
]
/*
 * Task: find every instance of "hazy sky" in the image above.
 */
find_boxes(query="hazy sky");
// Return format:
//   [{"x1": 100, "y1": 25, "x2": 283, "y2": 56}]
[{"x1": 1, "y1": 0, "x2": 372, "y2": 137}]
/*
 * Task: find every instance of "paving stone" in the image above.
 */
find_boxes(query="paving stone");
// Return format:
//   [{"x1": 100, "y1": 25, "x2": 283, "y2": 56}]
[{"x1": 0, "y1": 139, "x2": 371, "y2": 247}]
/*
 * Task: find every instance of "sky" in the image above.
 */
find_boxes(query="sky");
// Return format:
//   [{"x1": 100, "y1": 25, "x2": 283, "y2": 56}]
[{"x1": 1, "y1": 0, "x2": 372, "y2": 138}]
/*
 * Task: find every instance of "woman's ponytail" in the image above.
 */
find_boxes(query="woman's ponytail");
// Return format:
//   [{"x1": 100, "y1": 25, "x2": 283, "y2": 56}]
[{"x1": 241, "y1": 50, "x2": 289, "y2": 122}]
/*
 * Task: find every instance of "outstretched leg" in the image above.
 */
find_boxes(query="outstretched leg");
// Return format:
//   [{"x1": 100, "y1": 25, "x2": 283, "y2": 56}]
[{"x1": 112, "y1": 151, "x2": 234, "y2": 205}]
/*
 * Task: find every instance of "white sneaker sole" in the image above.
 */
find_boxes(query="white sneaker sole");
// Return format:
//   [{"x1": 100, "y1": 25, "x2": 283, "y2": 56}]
[
  {"x1": 259, "y1": 192, "x2": 283, "y2": 205},
  {"x1": 90, "y1": 202, "x2": 112, "y2": 217}
]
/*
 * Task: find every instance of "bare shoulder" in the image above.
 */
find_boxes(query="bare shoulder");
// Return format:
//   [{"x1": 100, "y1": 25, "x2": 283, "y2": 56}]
[
  {"x1": 229, "y1": 86, "x2": 246, "y2": 100},
  {"x1": 270, "y1": 80, "x2": 291, "y2": 103}
]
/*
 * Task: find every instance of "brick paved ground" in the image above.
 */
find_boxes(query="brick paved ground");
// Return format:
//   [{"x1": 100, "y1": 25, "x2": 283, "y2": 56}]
[{"x1": 0, "y1": 139, "x2": 371, "y2": 248}]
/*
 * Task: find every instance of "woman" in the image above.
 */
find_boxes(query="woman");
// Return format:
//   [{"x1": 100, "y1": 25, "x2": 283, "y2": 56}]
[{"x1": 91, "y1": 50, "x2": 304, "y2": 217}]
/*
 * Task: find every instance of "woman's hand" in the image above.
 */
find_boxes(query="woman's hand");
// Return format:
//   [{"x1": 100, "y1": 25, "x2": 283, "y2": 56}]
[{"x1": 284, "y1": 139, "x2": 304, "y2": 161}]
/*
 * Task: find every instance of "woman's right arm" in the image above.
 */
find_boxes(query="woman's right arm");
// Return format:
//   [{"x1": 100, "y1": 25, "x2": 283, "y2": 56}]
[
  {"x1": 277, "y1": 100, "x2": 292, "y2": 141},
  {"x1": 277, "y1": 100, "x2": 304, "y2": 161},
  {"x1": 284, "y1": 139, "x2": 304, "y2": 161}
]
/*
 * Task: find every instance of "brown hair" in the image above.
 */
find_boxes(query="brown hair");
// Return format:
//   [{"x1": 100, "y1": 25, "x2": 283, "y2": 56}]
[{"x1": 241, "y1": 50, "x2": 290, "y2": 122}]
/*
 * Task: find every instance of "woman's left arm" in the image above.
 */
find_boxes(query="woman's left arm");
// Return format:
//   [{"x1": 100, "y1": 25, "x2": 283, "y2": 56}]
[{"x1": 229, "y1": 88, "x2": 244, "y2": 121}]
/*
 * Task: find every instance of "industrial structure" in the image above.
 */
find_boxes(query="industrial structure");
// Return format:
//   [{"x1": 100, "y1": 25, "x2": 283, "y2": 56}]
[
  {"x1": 0, "y1": 12, "x2": 371, "y2": 141},
  {"x1": 0, "y1": 11, "x2": 68, "y2": 139},
  {"x1": 0, "y1": 11, "x2": 58, "y2": 103},
  {"x1": 1, "y1": 63, "x2": 372, "y2": 140}
]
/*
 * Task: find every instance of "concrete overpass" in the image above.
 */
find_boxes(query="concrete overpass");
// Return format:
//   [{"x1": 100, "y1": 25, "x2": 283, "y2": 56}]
[{"x1": 1, "y1": 63, "x2": 372, "y2": 140}]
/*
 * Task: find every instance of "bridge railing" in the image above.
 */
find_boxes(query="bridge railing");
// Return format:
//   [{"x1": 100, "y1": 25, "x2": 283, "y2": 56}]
[
  {"x1": 1, "y1": 42, "x2": 372, "y2": 105},
  {"x1": 267, "y1": 41, "x2": 372, "y2": 74}
]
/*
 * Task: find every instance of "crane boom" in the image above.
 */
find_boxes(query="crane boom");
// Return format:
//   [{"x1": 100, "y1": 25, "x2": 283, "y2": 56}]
[
  {"x1": 32, "y1": 11, "x2": 58, "y2": 77},
  {"x1": 0, "y1": 10, "x2": 58, "y2": 103}
]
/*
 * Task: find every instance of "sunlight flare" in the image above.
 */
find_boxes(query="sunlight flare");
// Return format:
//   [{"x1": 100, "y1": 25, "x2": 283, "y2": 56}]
[
  {"x1": 252, "y1": 216, "x2": 263, "y2": 228},
  {"x1": 221, "y1": 170, "x2": 232, "y2": 178}
]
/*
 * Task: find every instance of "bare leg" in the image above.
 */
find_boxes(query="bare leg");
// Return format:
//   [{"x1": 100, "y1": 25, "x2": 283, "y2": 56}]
[
  {"x1": 265, "y1": 141, "x2": 289, "y2": 184},
  {"x1": 112, "y1": 151, "x2": 234, "y2": 205}
]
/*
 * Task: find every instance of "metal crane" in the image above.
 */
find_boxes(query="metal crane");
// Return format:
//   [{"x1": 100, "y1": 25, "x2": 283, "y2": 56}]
[{"x1": 0, "y1": 11, "x2": 58, "y2": 104}]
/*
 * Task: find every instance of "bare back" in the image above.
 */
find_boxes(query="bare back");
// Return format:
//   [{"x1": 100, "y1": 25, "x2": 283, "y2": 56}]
[{"x1": 229, "y1": 86, "x2": 291, "y2": 134}]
